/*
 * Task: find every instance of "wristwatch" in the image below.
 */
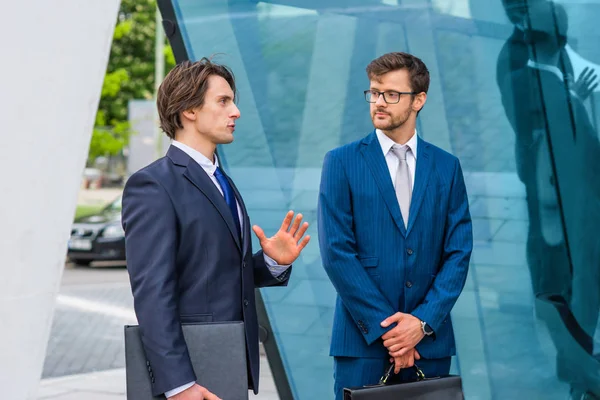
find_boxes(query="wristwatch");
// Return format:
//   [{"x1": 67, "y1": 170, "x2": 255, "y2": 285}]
[{"x1": 421, "y1": 320, "x2": 434, "y2": 336}]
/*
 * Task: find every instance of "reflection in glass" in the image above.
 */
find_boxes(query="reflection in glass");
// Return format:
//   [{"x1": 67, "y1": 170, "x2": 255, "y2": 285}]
[
  {"x1": 166, "y1": 0, "x2": 600, "y2": 398},
  {"x1": 498, "y1": 1, "x2": 600, "y2": 398}
]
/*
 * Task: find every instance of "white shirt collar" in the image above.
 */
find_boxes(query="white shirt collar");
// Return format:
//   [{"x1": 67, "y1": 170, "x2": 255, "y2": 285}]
[
  {"x1": 527, "y1": 59, "x2": 564, "y2": 81},
  {"x1": 376, "y1": 129, "x2": 418, "y2": 159},
  {"x1": 171, "y1": 140, "x2": 219, "y2": 175}
]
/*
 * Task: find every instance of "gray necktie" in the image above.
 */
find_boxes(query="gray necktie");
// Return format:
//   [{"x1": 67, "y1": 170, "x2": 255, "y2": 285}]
[{"x1": 391, "y1": 145, "x2": 412, "y2": 228}]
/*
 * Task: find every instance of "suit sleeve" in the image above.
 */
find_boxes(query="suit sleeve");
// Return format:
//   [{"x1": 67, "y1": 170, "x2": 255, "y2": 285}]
[
  {"x1": 318, "y1": 151, "x2": 397, "y2": 345},
  {"x1": 122, "y1": 170, "x2": 196, "y2": 396},
  {"x1": 411, "y1": 158, "x2": 473, "y2": 333},
  {"x1": 252, "y1": 249, "x2": 291, "y2": 288}
]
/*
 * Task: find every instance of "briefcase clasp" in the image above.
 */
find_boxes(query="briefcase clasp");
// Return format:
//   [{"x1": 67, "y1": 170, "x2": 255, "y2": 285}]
[{"x1": 379, "y1": 363, "x2": 426, "y2": 385}]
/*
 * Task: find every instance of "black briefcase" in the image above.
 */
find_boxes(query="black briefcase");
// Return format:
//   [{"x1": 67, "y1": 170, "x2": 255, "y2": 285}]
[{"x1": 344, "y1": 363, "x2": 464, "y2": 400}]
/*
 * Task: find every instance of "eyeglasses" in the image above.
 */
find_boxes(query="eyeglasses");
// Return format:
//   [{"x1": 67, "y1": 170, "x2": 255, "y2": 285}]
[{"x1": 364, "y1": 90, "x2": 416, "y2": 104}]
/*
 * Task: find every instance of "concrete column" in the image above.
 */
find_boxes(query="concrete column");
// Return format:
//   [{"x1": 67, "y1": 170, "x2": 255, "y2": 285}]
[{"x1": 0, "y1": 1, "x2": 120, "y2": 398}]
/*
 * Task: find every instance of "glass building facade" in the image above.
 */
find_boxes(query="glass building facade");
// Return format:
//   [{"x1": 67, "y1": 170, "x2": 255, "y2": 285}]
[{"x1": 158, "y1": 0, "x2": 600, "y2": 398}]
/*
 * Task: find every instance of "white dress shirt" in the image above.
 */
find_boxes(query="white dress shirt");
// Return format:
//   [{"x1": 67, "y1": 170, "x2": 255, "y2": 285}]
[
  {"x1": 526, "y1": 59, "x2": 580, "y2": 100},
  {"x1": 166, "y1": 141, "x2": 289, "y2": 398},
  {"x1": 376, "y1": 129, "x2": 418, "y2": 188}
]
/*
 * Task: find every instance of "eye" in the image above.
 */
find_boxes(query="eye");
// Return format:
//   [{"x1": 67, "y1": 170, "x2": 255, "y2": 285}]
[{"x1": 219, "y1": 98, "x2": 227, "y2": 104}]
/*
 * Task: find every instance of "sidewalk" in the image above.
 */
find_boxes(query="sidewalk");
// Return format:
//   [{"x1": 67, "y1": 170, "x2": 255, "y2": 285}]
[
  {"x1": 77, "y1": 187, "x2": 123, "y2": 207},
  {"x1": 38, "y1": 356, "x2": 280, "y2": 399}
]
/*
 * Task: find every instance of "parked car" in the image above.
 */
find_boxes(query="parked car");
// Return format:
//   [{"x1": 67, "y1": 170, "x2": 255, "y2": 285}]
[
  {"x1": 67, "y1": 196, "x2": 125, "y2": 266},
  {"x1": 82, "y1": 167, "x2": 104, "y2": 189}
]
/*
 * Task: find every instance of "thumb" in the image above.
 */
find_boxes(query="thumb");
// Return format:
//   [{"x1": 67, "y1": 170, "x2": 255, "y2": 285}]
[
  {"x1": 252, "y1": 225, "x2": 267, "y2": 242},
  {"x1": 381, "y1": 312, "x2": 402, "y2": 328},
  {"x1": 414, "y1": 349, "x2": 421, "y2": 360}
]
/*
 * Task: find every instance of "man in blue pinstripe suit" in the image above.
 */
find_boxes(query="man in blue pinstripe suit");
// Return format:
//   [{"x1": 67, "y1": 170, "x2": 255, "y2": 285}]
[{"x1": 317, "y1": 52, "x2": 473, "y2": 398}]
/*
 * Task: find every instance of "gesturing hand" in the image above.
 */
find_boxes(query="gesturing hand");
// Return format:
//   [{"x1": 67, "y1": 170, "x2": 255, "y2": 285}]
[
  {"x1": 252, "y1": 211, "x2": 310, "y2": 265},
  {"x1": 569, "y1": 67, "x2": 599, "y2": 101}
]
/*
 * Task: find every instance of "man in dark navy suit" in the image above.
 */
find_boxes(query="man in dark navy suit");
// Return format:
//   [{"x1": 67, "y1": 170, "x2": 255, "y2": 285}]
[{"x1": 122, "y1": 58, "x2": 310, "y2": 400}]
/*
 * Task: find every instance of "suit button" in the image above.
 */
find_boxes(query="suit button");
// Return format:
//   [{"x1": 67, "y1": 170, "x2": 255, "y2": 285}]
[
  {"x1": 407, "y1": 248, "x2": 414, "y2": 255},
  {"x1": 147, "y1": 366, "x2": 152, "y2": 372},
  {"x1": 406, "y1": 281, "x2": 413, "y2": 288},
  {"x1": 244, "y1": 299, "x2": 249, "y2": 307},
  {"x1": 146, "y1": 361, "x2": 150, "y2": 366},
  {"x1": 151, "y1": 377, "x2": 155, "y2": 383},
  {"x1": 242, "y1": 261, "x2": 246, "y2": 268}
]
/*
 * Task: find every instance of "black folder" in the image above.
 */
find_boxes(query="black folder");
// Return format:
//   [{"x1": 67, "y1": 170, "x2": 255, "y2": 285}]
[{"x1": 124, "y1": 322, "x2": 249, "y2": 399}]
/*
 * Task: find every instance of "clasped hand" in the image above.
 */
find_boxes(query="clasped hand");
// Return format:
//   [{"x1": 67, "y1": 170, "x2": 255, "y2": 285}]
[
  {"x1": 168, "y1": 383, "x2": 221, "y2": 400},
  {"x1": 380, "y1": 312, "x2": 425, "y2": 374}
]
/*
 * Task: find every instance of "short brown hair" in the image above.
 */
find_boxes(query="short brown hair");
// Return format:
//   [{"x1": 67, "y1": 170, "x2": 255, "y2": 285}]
[
  {"x1": 366, "y1": 52, "x2": 430, "y2": 94},
  {"x1": 157, "y1": 57, "x2": 237, "y2": 139}
]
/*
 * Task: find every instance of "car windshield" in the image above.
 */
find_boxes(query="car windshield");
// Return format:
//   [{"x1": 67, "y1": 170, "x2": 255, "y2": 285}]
[{"x1": 105, "y1": 196, "x2": 122, "y2": 212}]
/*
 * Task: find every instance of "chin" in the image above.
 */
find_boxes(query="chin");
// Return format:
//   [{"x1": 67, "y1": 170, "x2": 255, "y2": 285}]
[{"x1": 372, "y1": 121, "x2": 392, "y2": 131}]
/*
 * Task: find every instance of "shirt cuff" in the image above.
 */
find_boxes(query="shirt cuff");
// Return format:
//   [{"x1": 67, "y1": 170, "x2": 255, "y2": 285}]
[
  {"x1": 165, "y1": 381, "x2": 195, "y2": 398},
  {"x1": 263, "y1": 253, "x2": 291, "y2": 278}
]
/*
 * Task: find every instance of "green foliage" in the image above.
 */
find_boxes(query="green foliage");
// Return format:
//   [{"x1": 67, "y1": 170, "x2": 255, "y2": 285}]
[
  {"x1": 75, "y1": 205, "x2": 104, "y2": 220},
  {"x1": 89, "y1": 0, "x2": 176, "y2": 163}
]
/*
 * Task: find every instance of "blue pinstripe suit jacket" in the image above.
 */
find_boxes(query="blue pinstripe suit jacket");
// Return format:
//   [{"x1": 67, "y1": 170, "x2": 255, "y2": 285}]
[{"x1": 318, "y1": 131, "x2": 473, "y2": 360}]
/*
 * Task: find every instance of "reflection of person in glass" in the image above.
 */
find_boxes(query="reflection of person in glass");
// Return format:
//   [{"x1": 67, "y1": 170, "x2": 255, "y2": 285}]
[
  {"x1": 497, "y1": 0, "x2": 598, "y2": 101},
  {"x1": 499, "y1": 2, "x2": 600, "y2": 398}
]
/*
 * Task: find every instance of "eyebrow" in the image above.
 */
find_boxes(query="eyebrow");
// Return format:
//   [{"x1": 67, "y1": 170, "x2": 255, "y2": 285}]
[
  {"x1": 216, "y1": 94, "x2": 234, "y2": 100},
  {"x1": 369, "y1": 88, "x2": 402, "y2": 92}
]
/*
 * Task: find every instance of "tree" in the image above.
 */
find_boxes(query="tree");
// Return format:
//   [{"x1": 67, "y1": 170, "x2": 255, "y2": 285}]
[{"x1": 89, "y1": 0, "x2": 175, "y2": 164}]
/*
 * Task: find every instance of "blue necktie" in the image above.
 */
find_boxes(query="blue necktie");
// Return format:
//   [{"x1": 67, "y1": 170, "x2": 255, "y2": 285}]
[{"x1": 214, "y1": 166, "x2": 241, "y2": 238}]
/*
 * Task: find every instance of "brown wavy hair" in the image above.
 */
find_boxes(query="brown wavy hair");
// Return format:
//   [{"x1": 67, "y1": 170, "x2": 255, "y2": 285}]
[
  {"x1": 157, "y1": 57, "x2": 237, "y2": 139},
  {"x1": 366, "y1": 52, "x2": 430, "y2": 94}
]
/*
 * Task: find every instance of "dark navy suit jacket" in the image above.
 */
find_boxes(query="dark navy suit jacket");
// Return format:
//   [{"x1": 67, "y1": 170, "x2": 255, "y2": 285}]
[
  {"x1": 122, "y1": 145, "x2": 289, "y2": 396},
  {"x1": 318, "y1": 131, "x2": 472, "y2": 360}
]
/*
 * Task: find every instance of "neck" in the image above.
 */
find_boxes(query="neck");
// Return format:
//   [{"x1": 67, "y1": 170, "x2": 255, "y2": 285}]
[
  {"x1": 535, "y1": 53, "x2": 560, "y2": 67},
  {"x1": 532, "y1": 45, "x2": 561, "y2": 67},
  {"x1": 174, "y1": 130, "x2": 216, "y2": 163},
  {"x1": 381, "y1": 122, "x2": 416, "y2": 145}
]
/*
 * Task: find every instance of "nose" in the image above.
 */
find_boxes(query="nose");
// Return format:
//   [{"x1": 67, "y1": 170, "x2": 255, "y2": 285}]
[
  {"x1": 230, "y1": 103, "x2": 241, "y2": 119},
  {"x1": 375, "y1": 93, "x2": 387, "y2": 107}
]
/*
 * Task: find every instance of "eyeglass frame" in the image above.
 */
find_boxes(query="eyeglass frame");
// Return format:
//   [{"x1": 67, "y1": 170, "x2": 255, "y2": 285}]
[{"x1": 364, "y1": 89, "x2": 417, "y2": 104}]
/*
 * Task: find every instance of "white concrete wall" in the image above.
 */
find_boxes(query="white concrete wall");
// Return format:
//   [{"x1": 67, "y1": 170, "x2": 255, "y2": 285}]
[{"x1": 0, "y1": 1, "x2": 120, "y2": 398}]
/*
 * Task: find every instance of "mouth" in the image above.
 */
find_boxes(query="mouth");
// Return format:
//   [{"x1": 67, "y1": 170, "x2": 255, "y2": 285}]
[
  {"x1": 227, "y1": 124, "x2": 236, "y2": 131},
  {"x1": 374, "y1": 112, "x2": 389, "y2": 117}
]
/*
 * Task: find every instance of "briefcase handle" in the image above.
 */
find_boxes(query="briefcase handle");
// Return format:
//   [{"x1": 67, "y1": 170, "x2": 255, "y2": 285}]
[{"x1": 379, "y1": 362, "x2": 426, "y2": 385}]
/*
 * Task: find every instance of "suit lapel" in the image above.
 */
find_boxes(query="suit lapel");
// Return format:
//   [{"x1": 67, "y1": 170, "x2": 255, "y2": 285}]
[
  {"x1": 361, "y1": 132, "x2": 406, "y2": 236},
  {"x1": 406, "y1": 138, "x2": 432, "y2": 236},
  {"x1": 167, "y1": 146, "x2": 242, "y2": 252},
  {"x1": 224, "y1": 171, "x2": 251, "y2": 256}
]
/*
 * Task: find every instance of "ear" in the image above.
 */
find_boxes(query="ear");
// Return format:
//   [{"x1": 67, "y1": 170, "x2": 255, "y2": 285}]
[
  {"x1": 181, "y1": 109, "x2": 197, "y2": 122},
  {"x1": 412, "y1": 92, "x2": 427, "y2": 113}
]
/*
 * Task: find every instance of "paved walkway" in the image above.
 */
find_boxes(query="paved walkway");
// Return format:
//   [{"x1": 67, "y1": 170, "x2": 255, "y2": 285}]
[
  {"x1": 38, "y1": 356, "x2": 280, "y2": 399},
  {"x1": 77, "y1": 188, "x2": 122, "y2": 207}
]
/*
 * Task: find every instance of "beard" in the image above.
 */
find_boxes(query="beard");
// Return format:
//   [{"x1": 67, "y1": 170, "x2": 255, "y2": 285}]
[{"x1": 371, "y1": 107, "x2": 412, "y2": 131}]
